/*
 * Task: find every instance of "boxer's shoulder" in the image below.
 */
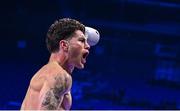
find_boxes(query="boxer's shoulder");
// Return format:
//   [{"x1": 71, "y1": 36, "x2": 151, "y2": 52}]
[
  {"x1": 41, "y1": 62, "x2": 71, "y2": 89},
  {"x1": 45, "y1": 62, "x2": 70, "y2": 79},
  {"x1": 30, "y1": 71, "x2": 46, "y2": 92},
  {"x1": 29, "y1": 62, "x2": 71, "y2": 92}
]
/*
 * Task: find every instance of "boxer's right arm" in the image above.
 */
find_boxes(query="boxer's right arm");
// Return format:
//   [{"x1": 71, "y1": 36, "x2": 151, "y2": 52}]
[{"x1": 38, "y1": 73, "x2": 68, "y2": 110}]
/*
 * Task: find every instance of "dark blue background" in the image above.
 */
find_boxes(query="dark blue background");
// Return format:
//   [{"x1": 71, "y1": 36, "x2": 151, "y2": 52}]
[{"x1": 0, "y1": 0, "x2": 180, "y2": 109}]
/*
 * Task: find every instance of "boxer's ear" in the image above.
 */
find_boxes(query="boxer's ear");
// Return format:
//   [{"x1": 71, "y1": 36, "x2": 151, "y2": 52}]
[{"x1": 59, "y1": 40, "x2": 69, "y2": 52}]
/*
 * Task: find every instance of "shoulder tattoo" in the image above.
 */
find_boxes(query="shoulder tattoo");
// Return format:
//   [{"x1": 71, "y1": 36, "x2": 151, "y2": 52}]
[{"x1": 41, "y1": 74, "x2": 67, "y2": 109}]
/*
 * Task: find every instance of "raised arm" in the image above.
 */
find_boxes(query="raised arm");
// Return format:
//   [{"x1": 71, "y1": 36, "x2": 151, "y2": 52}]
[{"x1": 38, "y1": 73, "x2": 71, "y2": 110}]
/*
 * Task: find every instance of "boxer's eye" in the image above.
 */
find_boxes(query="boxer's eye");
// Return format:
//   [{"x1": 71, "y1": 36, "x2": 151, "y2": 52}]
[{"x1": 79, "y1": 38, "x2": 85, "y2": 43}]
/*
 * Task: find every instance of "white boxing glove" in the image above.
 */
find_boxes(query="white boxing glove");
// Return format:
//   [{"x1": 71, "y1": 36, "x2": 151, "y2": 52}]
[{"x1": 85, "y1": 26, "x2": 100, "y2": 46}]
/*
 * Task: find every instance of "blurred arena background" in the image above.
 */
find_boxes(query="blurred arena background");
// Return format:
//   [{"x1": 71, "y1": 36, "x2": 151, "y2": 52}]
[{"x1": 0, "y1": 0, "x2": 180, "y2": 109}]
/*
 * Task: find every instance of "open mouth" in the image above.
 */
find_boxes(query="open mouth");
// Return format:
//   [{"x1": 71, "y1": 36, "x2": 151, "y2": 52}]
[
  {"x1": 83, "y1": 52, "x2": 89, "y2": 59},
  {"x1": 82, "y1": 51, "x2": 89, "y2": 64}
]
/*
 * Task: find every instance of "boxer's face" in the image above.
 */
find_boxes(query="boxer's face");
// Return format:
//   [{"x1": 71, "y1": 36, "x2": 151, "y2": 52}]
[{"x1": 67, "y1": 30, "x2": 90, "y2": 69}]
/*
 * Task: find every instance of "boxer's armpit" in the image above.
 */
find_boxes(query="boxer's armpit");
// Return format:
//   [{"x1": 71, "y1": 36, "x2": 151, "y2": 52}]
[{"x1": 40, "y1": 74, "x2": 66, "y2": 110}]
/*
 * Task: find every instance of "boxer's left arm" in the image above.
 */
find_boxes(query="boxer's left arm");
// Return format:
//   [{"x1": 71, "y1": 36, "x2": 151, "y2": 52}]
[{"x1": 38, "y1": 73, "x2": 69, "y2": 110}]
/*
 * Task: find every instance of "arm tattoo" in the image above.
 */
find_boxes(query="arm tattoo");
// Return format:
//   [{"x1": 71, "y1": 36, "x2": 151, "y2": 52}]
[{"x1": 41, "y1": 75, "x2": 66, "y2": 110}]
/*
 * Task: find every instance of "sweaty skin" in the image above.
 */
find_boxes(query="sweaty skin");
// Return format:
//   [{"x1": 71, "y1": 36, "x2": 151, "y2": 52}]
[
  {"x1": 21, "y1": 30, "x2": 90, "y2": 110},
  {"x1": 21, "y1": 62, "x2": 72, "y2": 110}
]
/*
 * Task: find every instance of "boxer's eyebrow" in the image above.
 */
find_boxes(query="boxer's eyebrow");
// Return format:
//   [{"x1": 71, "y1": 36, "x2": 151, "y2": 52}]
[
  {"x1": 78, "y1": 37, "x2": 86, "y2": 43},
  {"x1": 80, "y1": 34, "x2": 87, "y2": 39}
]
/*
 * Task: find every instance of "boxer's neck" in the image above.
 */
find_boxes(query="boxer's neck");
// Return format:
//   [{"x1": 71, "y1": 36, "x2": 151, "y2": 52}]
[{"x1": 49, "y1": 52, "x2": 74, "y2": 75}]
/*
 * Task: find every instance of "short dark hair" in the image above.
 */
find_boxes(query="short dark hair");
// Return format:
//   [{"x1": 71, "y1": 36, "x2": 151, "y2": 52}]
[{"x1": 46, "y1": 18, "x2": 85, "y2": 53}]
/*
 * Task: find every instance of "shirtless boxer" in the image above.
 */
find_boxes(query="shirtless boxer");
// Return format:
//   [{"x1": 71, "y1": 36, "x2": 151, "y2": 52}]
[{"x1": 20, "y1": 18, "x2": 100, "y2": 110}]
